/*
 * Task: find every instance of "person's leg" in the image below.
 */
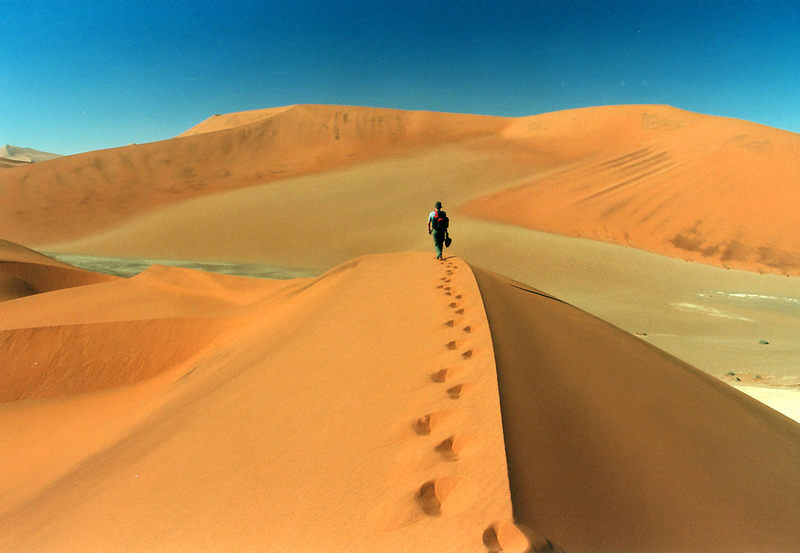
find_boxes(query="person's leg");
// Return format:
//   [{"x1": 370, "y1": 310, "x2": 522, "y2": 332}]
[{"x1": 433, "y1": 230, "x2": 444, "y2": 259}]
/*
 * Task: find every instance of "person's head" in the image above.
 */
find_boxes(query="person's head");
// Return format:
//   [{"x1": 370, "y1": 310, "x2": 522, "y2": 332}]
[{"x1": 435, "y1": 201, "x2": 442, "y2": 210}]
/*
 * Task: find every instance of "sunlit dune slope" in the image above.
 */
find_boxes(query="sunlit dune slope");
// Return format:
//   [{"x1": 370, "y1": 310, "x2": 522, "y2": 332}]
[
  {"x1": 176, "y1": 105, "x2": 295, "y2": 136},
  {"x1": 0, "y1": 251, "x2": 514, "y2": 552},
  {"x1": 464, "y1": 105, "x2": 800, "y2": 275},
  {"x1": 3, "y1": 104, "x2": 800, "y2": 275},
  {"x1": 473, "y1": 266, "x2": 800, "y2": 553},
  {"x1": 0, "y1": 104, "x2": 507, "y2": 246},
  {"x1": 0, "y1": 145, "x2": 61, "y2": 169}
]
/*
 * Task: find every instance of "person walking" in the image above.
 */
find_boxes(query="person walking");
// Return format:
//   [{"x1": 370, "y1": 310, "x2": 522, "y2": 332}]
[{"x1": 427, "y1": 201, "x2": 450, "y2": 260}]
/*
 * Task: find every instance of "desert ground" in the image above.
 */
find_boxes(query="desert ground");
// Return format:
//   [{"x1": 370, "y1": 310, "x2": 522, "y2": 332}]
[{"x1": 1, "y1": 104, "x2": 799, "y2": 552}]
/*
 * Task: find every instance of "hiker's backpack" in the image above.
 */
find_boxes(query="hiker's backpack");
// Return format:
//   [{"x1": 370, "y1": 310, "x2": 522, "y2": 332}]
[{"x1": 432, "y1": 209, "x2": 449, "y2": 232}]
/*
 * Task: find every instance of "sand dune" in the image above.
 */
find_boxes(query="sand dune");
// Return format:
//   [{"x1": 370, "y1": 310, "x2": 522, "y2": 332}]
[
  {"x1": 2, "y1": 104, "x2": 800, "y2": 277},
  {"x1": 474, "y1": 267, "x2": 800, "y2": 552},
  {"x1": 0, "y1": 104, "x2": 507, "y2": 247},
  {"x1": 2, "y1": 246, "x2": 797, "y2": 552},
  {"x1": 0, "y1": 239, "x2": 116, "y2": 301},
  {"x1": 464, "y1": 105, "x2": 800, "y2": 276},
  {"x1": 3, "y1": 103, "x2": 800, "y2": 551},
  {"x1": 0, "y1": 145, "x2": 61, "y2": 169},
  {"x1": 11, "y1": 105, "x2": 799, "y2": 388},
  {"x1": 0, "y1": 251, "x2": 515, "y2": 552}
]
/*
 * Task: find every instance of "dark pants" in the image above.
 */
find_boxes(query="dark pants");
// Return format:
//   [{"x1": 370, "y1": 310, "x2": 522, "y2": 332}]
[{"x1": 432, "y1": 229, "x2": 445, "y2": 259}]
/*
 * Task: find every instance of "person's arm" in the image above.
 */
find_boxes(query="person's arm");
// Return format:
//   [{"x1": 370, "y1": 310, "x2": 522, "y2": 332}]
[{"x1": 427, "y1": 213, "x2": 432, "y2": 234}]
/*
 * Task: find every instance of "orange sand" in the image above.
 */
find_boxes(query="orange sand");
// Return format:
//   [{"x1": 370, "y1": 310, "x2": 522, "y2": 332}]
[
  {"x1": 3, "y1": 241, "x2": 799, "y2": 552},
  {"x1": 2, "y1": 104, "x2": 800, "y2": 552},
  {"x1": 1, "y1": 246, "x2": 514, "y2": 552},
  {"x1": 2, "y1": 104, "x2": 800, "y2": 276},
  {"x1": 474, "y1": 267, "x2": 800, "y2": 552}
]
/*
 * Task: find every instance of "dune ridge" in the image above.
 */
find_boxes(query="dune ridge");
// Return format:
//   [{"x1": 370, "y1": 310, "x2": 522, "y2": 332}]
[
  {"x1": 0, "y1": 251, "x2": 515, "y2": 552},
  {"x1": 3, "y1": 104, "x2": 800, "y2": 276},
  {"x1": 464, "y1": 105, "x2": 800, "y2": 275},
  {"x1": 175, "y1": 105, "x2": 296, "y2": 136},
  {"x1": 2, "y1": 243, "x2": 799, "y2": 551},
  {"x1": 0, "y1": 145, "x2": 61, "y2": 169},
  {"x1": 0, "y1": 104, "x2": 507, "y2": 247}
]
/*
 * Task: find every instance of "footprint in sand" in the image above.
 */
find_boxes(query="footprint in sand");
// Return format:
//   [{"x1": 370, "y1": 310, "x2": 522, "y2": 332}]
[
  {"x1": 461, "y1": 349, "x2": 473, "y2": 359},
  {"x1": 445, "y1": 320, "x2": 455, "y2": 327},
  {"x1": 485, "y1": 522, "x2": 566, "y2": 553},
  {"x1": 416, "y1": 477, "x2": 459, "y2": 516},
  {"x1": 435, "y1": 434, "x2": 466, "y2": 461},
  {"x1": 446, "y1": 340, "x2": 458, "y2": 350},
  {"x1": 462, "y1": 325, "x2": 472, "y2": 333},
  {"x1": 436, "y1": 284, "x2": 444, "y2": 289},
  {"x1": 414, "y1": 411, "x2": 454, "y2": 435},
  {"x1": 431, "y1": 367, "x2": 461, "y2": 383},
  {"x1": 449, "y1": 302, "x2": 458, "y2": 308},
  {"x1": 455, "y1": 308, "x2": 465, "y2": 314},
  {"x1": 483, "y1": 521, "x2": 537, "y2": 553},
  {"x1": 455, "y1": 294, "x2": 462, "y2": 299},
  {"x1": 447, "y1": 383, "x2": 476, "y2": 399}
]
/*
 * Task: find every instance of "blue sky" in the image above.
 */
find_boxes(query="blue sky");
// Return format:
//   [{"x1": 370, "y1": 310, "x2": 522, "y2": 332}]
[{"x1": 2, "y1": 0, "x2": 799, "y2": 155}]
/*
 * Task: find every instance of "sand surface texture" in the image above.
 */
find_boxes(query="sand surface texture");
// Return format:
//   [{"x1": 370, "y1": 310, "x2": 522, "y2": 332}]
[
  {"x1": 1, "y1": 247, "x2": 514, "y2": 552},
  {"x1": 473, "y1": 267, "x2": 800, "y2": 553},
  {"x1": 3, "y1": 104, "x2": 800, "y2": 384},
  {"x1": 3, "y1": 104, "x2": 799, "y2": 276},
  {"x1": 2, "y1": 104, "x2": 800, "y2": 551}
]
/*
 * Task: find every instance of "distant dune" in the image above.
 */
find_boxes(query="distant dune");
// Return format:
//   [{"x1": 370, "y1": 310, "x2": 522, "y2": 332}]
[
  {"x1": 2, "y1": 103, "x2": 800, "y2": 552},
  {"x1": 0, "y1": 144, "x2": 61, "y2": 168},
  {"x1": 462, "y1": 105, "x2": 800, "y2": 276},
  {"x1": 2, "y1": 104, "x2": 799, "y2": 275}
]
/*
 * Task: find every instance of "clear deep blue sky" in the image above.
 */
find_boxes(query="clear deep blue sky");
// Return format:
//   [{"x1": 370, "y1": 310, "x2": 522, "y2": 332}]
[{"x1": 3, "y1": 0, "x2": 799, "y2": 155}]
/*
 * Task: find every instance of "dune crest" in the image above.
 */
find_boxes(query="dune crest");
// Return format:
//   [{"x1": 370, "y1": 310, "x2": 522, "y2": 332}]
[
  {"x1": 0, "y1": 250, "x2": 513, "y2": 552},
  {"x1": 2, "y1": 243, "x2": 799, "y2": 551},
  {"x1": 176, "y1": 105, "x2": 296, "y2": 136},
  {"x1": 464, "y1": 105, "x2": 800, "y2": 275},
  {"x1": 0, "y1": 104, "x2": 506, "y2": 248},
  {"x1": 3, "y1": 104, "x2": 799, "y2": 275}
]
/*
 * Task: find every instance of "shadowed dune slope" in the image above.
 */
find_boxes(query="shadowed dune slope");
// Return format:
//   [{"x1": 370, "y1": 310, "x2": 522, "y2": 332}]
[
  {"x1": 0, "y1": 158, "x2": 29, "y2": 169},
  {"x1": 0, "y1": 239, "x2": 116, "y2": 301},
  {"x1": 472, "y1": 266, "x2": 800, "y2": 553},
  {"x1": 0, "y1": 256, "x2": 286, "y2": 402}
]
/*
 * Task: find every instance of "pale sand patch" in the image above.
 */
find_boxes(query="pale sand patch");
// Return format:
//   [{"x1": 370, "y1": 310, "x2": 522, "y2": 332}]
[
  {"x1": 736, "y1": 386, "x2": 800, "y2": 424},
  {"x1": 453, "y1": 218, "x2": 800, "y2": 381}
]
